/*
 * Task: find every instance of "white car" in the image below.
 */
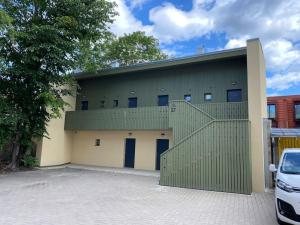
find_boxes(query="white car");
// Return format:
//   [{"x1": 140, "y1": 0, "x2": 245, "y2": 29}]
[{"x1": 270, "y1": 148, "x2": 300, "y2": 225}]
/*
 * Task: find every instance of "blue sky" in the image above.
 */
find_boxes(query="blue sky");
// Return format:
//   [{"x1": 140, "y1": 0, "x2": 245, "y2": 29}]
[{"x1": 110, "y1": 0, "x2": 300, "y2": 96}]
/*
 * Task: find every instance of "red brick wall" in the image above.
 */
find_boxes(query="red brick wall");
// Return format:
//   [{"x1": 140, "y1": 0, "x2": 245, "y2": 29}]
[{"x1": 267, "y1": 95, "x2": 300, "y2": 128}]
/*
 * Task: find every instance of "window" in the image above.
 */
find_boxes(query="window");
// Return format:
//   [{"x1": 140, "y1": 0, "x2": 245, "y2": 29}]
[
  {"x1": 95, "y1": 139, "x2": 100, "y2": 146},
  {"x1": 227, "y1": 89, "x2": 242, "y2": 102},
  {"x1": 184, "y1": 94, "x2": 191, "y2": 102},
  {"x1": 295, "y1": 102, "x2": 300, "y2": 120},
  {"x1": 267, "y1": 104, "x2": 276, "y2": 119},
  {"x1": 158, "y1": 95, "x2": 169, "y2": 106},
  {"x1": 204, "y1": 93, "x2": 212, "y2": 102},
  {"x1": 113, "y1": 100, "x2": 119, "y2": 107},
  {"x1": 81, "y1": 101, "x2": 88, "y2": 110},
  {"x1": 128, "y1": 97, "x2": 137, "y2": 108},
  {"x1": 100, "y1": 100, "x2": 105, "y2": 108}
]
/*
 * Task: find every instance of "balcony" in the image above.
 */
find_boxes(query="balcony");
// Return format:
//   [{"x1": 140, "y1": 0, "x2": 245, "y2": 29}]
[
  {"x1": 64, "y1": 102, "x2": 248, "y2": 131},
  {"x1": 65, "y1": 106, "x2": 169, "y2": 130}
]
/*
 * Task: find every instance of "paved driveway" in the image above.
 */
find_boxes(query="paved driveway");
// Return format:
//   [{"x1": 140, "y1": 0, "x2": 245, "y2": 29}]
[{"x1": 0, "y1": 167, "x2": 277, "y2": 225}]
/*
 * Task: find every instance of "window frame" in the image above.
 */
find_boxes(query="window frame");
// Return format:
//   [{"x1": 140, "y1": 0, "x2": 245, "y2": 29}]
[
  {"x1": 267, "y1": 104, "x2": 277, "y2": 120},
  {"x1": 81, "y1": 100, "x2": 88, "y2": 110},
  {"x1": 184, "y1": 94, "x2": 191, "y2": 103},
  {"x1": 95, "y1": 139, "x2": 100, "y2": 146},
  {"x1": 157, "y1": 95, "x2": 169, "y2": 106},
  {"x1": 227, "y1": 89, "x2": 242, "y2": 102},
  {"x1": 204, "y1": 93, "x2": 212, "y2": 102},
  {"x1": 128, "y1": 97, "x2": 138, "y2": 108},
  {"x1": 295, "y1": 102, "x2": 300, "y2": 121}
]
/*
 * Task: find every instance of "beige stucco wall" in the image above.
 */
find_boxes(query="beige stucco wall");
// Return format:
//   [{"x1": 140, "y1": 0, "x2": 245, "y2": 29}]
[
  {"x1": 71, "y1": 130, "x2": 172, "y2": 170},
  {"x1": 246, "y1": 39, "x2": 267, "y2": 192},
  {"x1": 37, "y1": 93, "x2": 76, "y2": 166}
]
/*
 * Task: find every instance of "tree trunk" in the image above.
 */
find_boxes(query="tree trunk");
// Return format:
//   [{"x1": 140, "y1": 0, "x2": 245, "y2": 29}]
[{"x1": 7, "y1": 134, "x2": 20, "y2": 170}]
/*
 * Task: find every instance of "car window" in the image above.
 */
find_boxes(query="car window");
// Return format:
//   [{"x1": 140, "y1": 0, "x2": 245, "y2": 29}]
[{"x1": 281, "y1": 152, "x2": 300, "y2": 174}]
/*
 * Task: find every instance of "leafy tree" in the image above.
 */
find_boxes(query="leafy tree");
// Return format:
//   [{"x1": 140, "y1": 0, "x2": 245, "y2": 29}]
[
  {"x1": 0, "y1": 0, "x2": 116, "y2": 169},
  {"x1": 104, "y1": 31, "x2": 167, "y2": 67}
]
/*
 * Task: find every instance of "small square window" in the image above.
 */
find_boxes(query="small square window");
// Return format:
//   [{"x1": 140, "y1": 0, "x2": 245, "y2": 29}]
[
  {"x1": 81, "y1": 101, "x2": 88, "y2": 110},
  {"x1": 227, "y1": 89, "x2": 242, "y2": 102},
  {"x1": 95, "y1": 139, "x2": 100, "y2": 146},
  {"x1": 184, "y1": 94, "x2": 191, "y2": 102},
  {"x1": 204, "y1": 93, "x2": 212, "y2": 101},
  {"x1": 158, "y1": 95, "x2": 169, "y2": 106},
  {"x1": 113, "y1": 100, "x2": 119, "y2": 107},
  {"x1": 100, "y1": 100, "x2": 105, "y2": 108}
]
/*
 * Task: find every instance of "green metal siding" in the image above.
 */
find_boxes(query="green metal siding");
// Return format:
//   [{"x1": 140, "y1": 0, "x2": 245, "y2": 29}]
[
  {"x1": 160, "y1": 101, "x2": 251, "y2": 194},
  {"x1": 65, "y1": 102, "x2": 248, "y2": 131},
  {"x1": 76, "y1": 57, "x2": 247, "y2": 110},
  {"x1": 65, "y1": 106, "x2": 169, "y2": 130}
]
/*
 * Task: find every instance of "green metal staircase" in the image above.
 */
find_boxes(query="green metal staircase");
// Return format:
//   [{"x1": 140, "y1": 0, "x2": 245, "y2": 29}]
[{"x1": 160, "y1": 101, "x2": 252, "y2": 194}]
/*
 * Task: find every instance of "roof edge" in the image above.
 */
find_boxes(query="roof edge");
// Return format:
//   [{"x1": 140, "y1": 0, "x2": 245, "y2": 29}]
[{"x1": 75, "y1": 47, "x2": 247, "y2": 80}]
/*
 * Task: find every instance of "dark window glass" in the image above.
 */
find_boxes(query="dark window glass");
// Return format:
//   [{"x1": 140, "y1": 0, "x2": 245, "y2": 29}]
[
  {"x1": 184, "y1": 94, "x2": 191, "y2": 102},
  {"x1": 95, "y1": 139, "x2": 100, "y2": 146},
  {"x1": 295, "y1": 103, "x2": 300, "y2": 120},
  {"x1": 100, "y1": 100, "x2": 105, "y2": 108},
  {"x1": 158, "y1": 95, "x2": 169, "y2": 106},
  {"x1": 267, "y1": 104, "x2": 276, "y2": 119},
  {"x1": 204, "y1": 93, "x2": 212, "y2": 101},
  {"x1": 128, "y1": 97, "x2": 137, "y2": 108},
  {"x1": 281, "y1": 152, "x2": 300, "y2": 174},
  {"x1": 227, "y1": 89, "x2": 242, "y2": 102},
  {"x1": 81, "y1": 101, "x2": 88, "y2": 110},
  {"x1": 113, "y1": 100, "x2": 119, "y2": 107}
]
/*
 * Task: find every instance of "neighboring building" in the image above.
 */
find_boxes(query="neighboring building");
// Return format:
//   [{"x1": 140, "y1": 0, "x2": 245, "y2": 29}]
[
  {"x1": 36, "y1": 39, "x2": 267, "y2": 194},
  {"x1": 267, "y1": 95, "x2": 300, "y2": 128},
  {"x1": 267, "y1": 96, "x2": 300, "y2": 169}
]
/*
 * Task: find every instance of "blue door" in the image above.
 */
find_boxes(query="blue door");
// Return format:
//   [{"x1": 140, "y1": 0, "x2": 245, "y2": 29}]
[
  {"x1": 124, "y1": 138, "x2": 136, "y2": 168},
  {"x1": 128, "y1": 97, "x2": 137, "y2": 108},
  {"x1": 156, "y1": 139, "x2": 169, "y2": 170}
]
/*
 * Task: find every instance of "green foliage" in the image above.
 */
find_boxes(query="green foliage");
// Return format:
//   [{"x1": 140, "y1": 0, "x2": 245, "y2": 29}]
[
  {"x1": 105, "y1": 31, "x2": 167, "y2": 67},
  {"x1": 21, "y1": 155, "x2": 38, "y2": 168},
  {"x1": 0, "y1": 0, "x2": 117, "y2": 166}
]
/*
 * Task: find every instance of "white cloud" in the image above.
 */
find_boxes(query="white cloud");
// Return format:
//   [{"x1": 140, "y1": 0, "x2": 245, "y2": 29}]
[
  {"x1": 267, "y1": 72, "x2": 300, "y2": 91},
  {"x1": 149, "y1": 3, "x2": 214, "y2": 43},
  {"x1": 127, "y1": 0, "x2": 149, "y2": 9},
  {"x1": 264, "y1": 39, "x2": 300, "y2": 71},
  {"x1": 224, "y1": 37, "x2": 248, "y2": 49},
  {"x1": 109, "y1": 0, "x2": 152, "y2": 36}
]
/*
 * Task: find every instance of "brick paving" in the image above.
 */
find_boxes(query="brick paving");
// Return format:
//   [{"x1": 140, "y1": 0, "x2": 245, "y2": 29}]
[{"x1": 0, "y1": 168, "x2": 277, "y2": 225}]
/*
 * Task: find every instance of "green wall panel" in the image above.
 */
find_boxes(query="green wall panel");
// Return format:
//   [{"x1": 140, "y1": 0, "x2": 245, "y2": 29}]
[{"x1": 76, "y1": 57, "x2": 247, "y2": 110}]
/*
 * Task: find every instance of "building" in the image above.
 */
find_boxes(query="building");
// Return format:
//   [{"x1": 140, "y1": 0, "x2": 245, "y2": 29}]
[
  {"x1": 36, "y1": 39, "x2": 267, "y2": 194},
  {"x1": 267, "y1": 95, "x2": 300, "y2": 128},
  {"x1": 267, "y1": 96, "x2": 300, "y2": 167}
]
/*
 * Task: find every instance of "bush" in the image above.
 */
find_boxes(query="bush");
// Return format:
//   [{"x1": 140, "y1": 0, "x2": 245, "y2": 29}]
[{"x1": 21, "y1": 155, "x2": 38, "y2": 168}]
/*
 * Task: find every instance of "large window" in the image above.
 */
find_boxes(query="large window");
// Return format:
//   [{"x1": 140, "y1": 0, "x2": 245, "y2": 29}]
[
  {"x1": 158, "y1": 95, "x2": 169, "y2": 106},
  {"x1": 295, "y1": 102, "x2": 300, "y2": 120},
  {"x1": 267, "y1": 104, "x2": 276, "y2": 119},
  {"x1": 227, "y1": 89, "x2": 242, "y2": 102},
  {"x1": 128, "y1": 97, "x2": 137, "y2": 108},
  {"x1": 81, "y1": 101, "x2": 88, "y2": 110}
]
